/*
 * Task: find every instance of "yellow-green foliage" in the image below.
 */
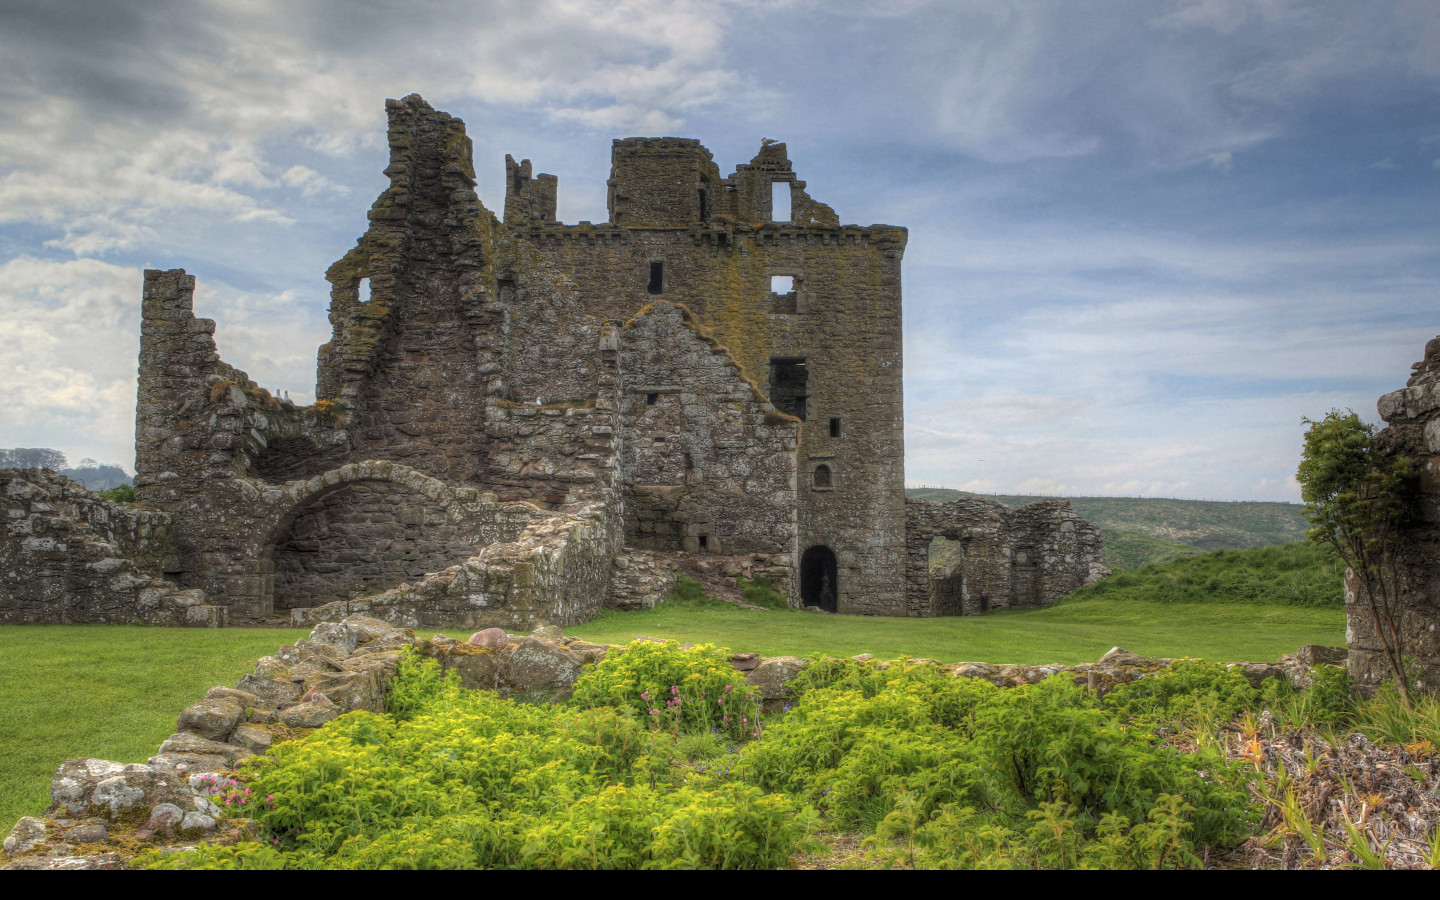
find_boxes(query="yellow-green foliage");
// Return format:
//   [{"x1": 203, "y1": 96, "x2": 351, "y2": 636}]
[
  {"x1": 741, "y1": 659, "x2": 1256, "y2": 869},
  {"x1": 570, "y1": 639, "x2": 767, "y2": 742},
  {"x1": 138, "y1": 650, "x2": 815, "y2": 870}
]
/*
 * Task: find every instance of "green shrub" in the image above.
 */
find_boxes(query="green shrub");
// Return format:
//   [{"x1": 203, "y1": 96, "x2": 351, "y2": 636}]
[
  {"x1": 99, "y1": 483, "x2": 136, "y2": 503},
  {"x1": 570, "y1": 639, "x2": 765, "y2": 742}
]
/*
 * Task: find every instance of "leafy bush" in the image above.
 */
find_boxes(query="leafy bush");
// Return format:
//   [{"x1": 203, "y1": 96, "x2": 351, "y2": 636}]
[
  {"x1": 570, "y1": 639, "x2": 765, "y2": 742},
  {"x1": 742, "y1": 661, "x2": 1254, "y2": 867}
]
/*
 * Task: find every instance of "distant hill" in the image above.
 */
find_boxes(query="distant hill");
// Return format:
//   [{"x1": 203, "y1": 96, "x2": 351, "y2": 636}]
[{"x1": 907, "y1": 489, "x2": 1308, "y2": 572}]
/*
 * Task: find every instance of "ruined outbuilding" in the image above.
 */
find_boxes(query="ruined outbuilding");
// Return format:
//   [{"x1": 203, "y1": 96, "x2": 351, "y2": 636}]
[
  {"x1": 1, "y1": 95, "x2": 1104, "y2": 629},
  {"x1": 1349, "y1": 337, "x2": 1440, "y2": 690}
]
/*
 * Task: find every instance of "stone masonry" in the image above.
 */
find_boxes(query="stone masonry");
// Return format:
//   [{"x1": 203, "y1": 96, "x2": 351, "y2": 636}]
[
  {"x1": 1348, "y1": 336, "x2": 1440, "y2": 690},
  {"x1": 0, "y1": 93, "x2": 1105, "y2": 627}
]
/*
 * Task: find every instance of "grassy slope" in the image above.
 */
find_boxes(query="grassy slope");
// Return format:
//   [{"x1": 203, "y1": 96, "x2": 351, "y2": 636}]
[
  {"x1": 0, "y1": 626, "x2": 308, "y2": 829},
  {"x1": 1065, "y1": 542, "x2": 1344, "y2": 608}
]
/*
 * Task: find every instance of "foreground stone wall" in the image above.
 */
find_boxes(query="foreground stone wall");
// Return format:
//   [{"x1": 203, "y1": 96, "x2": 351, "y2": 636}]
[
  {"x1": 0, "y1": 469, "x2": 222, "y2": 626},
  {"x1": 1349, "y1": 336, "x2": 1440, "y2": 691},
  {"x1": 905, "y1": 497, "x2": 1108, "y2": 616}
]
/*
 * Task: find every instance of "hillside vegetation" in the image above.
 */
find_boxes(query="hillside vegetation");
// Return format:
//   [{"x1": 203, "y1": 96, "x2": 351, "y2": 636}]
[
  {"x1": 907, "y1": 488, "x2": 1307, "y2": 571},
  {"x1": 1061, "y1": 541, "x2": 1344, "y2": 609}
]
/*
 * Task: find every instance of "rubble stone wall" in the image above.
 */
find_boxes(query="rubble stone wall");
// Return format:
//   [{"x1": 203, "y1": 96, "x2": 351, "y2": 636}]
[
  {"x1": 0, "y1": 469, "x2": 223, "y2": 625},
  {"x1": 905, "y1": 497, "x2": 1108, "y2": 616},
  {"x1": 1349, "y1": 336, "x2": 1440, "y2": 691}
]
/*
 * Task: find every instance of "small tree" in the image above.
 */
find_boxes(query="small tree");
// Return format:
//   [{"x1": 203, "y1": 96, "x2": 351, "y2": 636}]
[{"x1": 1297, "y1": 410, "x2": 1418, "y2": 703}]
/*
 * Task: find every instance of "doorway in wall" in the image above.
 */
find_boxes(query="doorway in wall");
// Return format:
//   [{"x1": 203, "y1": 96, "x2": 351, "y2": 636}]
[{"x1": 800, "y1": 544, "x2": 838, "y2": 612}]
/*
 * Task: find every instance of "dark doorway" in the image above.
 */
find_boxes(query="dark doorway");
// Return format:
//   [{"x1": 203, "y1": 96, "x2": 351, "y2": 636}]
[
  {"x1": 647, "y1": 261, "x2": 664, "y2": 294},
  {"x1": 801, "y1": 545, "x2": 838, "y2": 612}
]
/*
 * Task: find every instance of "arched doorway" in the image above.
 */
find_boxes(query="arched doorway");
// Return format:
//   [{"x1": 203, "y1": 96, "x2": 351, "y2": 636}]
[{"x1": 800, "y1": 545, "x2": 838, "y2": 612}]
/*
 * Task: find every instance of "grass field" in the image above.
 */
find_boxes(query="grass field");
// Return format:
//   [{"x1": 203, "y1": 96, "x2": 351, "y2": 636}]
[
  {"x1": 0, "y1": 626, "x2": 308, "y2": 830},
  {"x1": 565, "y1": 598, "x2": 1343, "y2": 668}
]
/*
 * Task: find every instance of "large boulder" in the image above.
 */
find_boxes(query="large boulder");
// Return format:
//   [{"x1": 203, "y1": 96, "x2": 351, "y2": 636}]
[
  {"x1": 503, "y1": 637, "x2": 585, "y2": 699},
  {"x1": 745, "y1": 657, "x2": 809, "y2": 700}
]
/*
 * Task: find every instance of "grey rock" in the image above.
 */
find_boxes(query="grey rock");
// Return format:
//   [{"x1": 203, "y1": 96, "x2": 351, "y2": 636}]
[
  {"x1": 4, "y1": 816, "x2": 49, "y2": 855},
  {"x1": 230, "y1": 724, "x2": 275, "y2": 753},
  {"x1": 236, "y1": 674, "x2": 303, "y2": 705},
  {"x1": 176, "y1": 696, "x2": 243, "y2": 742},
  {"x1": 531, "y1": 625, "x2": 565, "y2": 642},
  {"x1": 745, "y1": 656, "x2": 809, "y2": 700},
  {"x1": 66, "y1": 823, "x2": 107, "y2": 844},
  {"x1": 1296, "y1": 644, "x2": 1348, "y2": 667},
  {"x1": 468, "y1": 627, "x2": 510, "y2": 648},
  {"x1": 503, "y1": 637, "x2": 585, "y2": 699},
  {"x1": 2, "y1": 851, "x2": 125, "y2": 870},
  {"x1": 157, "y1": 732, "x2": 252, "y2": 765},
  {"x1": 307, "y1": 621, "x2": 359, "y2": 655},
  {"x1": 180, "y1": 812, "x2": 217, "y2": 833},
  {"x1": 280, "y1": 702, "x2": 339, "y2": 728},
  {"x1": 145, "y1": 802, "x2": 186, "y2": 832}
]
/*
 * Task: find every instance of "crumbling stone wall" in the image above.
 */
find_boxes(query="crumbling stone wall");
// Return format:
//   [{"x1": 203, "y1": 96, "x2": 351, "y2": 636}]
[
  {"x1": 0, "y1": 469, "x2": 223, "y2": 625},
  {"x1": 905, "y1": 497, "x2": 1107, "y2": 616},
  {"x1": 620, "y1": 302, "x2": 799, "y2": 578},
  {"x1": 1349, "y1": 336, "x2": 1440, "y2": 690}
]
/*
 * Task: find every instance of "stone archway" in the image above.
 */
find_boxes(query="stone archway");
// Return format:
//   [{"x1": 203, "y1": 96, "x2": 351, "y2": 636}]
[
  {"x1": 800, "y1": 545, "x2": 838, "y2": 612},
  {"x1": 261, "y1": 463, "x2": 475, "y2": 611}
]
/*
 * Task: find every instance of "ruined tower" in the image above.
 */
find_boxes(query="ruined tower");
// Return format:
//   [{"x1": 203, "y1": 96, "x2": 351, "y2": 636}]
[{"x1": 505, "y1": 138, "x2": 909, "y2": 614}]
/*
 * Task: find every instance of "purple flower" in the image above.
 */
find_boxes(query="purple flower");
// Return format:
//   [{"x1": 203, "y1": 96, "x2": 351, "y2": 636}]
[{"x1": 649, "y1": 708, "x2": 659, "y2": 716}]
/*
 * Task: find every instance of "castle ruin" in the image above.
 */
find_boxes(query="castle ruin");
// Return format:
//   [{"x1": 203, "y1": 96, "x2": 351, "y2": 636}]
[{"x1": 1, "y1": 95, "x2": 1105, "y2": 629}]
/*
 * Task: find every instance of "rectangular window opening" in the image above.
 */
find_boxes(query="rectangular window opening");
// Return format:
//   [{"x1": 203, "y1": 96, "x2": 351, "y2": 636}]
[
  {"x1": 771, "y1": 181, "x2": 791, "y2": 222},
  {"x1": 646, "y1": 392, "x2": 659, "y2": 405},
  {"x1": 698, "y1": 535, "x2": 708, "y2": 551},
  {"x1": 647, "y1": 261, "x2": 664, "y2": 295},
  {"x1": 770, "y1": 275, "x2": 794, "y2": 294},
  {"x1": 829, "y1": 417, "x2": 842, "y2": 438},
  {"x1": 768, "y1": 358, "x2": 808, "y2": 421}
]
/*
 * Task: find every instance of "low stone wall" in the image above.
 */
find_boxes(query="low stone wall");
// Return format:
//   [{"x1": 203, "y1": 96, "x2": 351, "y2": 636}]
[{"x1": 1, "y1": 469, "x2": 225, "y2": 626}]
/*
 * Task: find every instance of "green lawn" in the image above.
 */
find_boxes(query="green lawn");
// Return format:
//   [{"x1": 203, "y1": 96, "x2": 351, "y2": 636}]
[
  {"x1": 0, "y1": 626, "x2": 308, "y2": 829},
  {"x1": 565, "y1": 598, "x2": 1343, "y2": 668}
]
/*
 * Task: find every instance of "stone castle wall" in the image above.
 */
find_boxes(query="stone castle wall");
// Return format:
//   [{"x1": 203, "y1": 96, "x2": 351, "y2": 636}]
[{"x1": 1349, "y1": 336, "x2": 1440, "y2": 690}]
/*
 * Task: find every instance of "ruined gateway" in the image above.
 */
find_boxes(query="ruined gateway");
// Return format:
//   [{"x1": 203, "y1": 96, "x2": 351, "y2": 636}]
[{"x1": 1, "y1": 95, "x2": 1105, "y2": 629}]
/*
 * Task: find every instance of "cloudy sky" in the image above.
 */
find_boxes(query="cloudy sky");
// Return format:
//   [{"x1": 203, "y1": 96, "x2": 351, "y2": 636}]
[{"x1": 1, "y1": 0, "x2": 1436, "y2": 501}]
